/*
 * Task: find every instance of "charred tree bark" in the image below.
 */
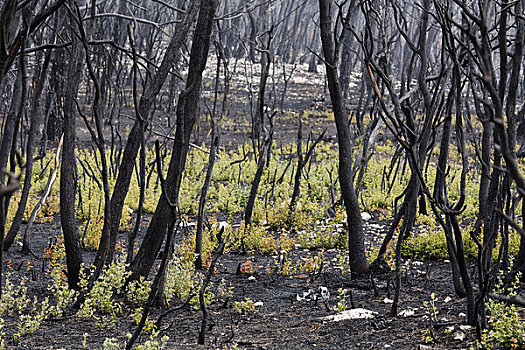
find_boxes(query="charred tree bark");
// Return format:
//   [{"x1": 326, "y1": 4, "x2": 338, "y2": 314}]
[
  {"x1": 102, "y1": 1, "x2": 198, "y2": 267},
  {"x1": 244, "y1": 125, "x2": 273, "y2": 229},
  {"x1": 289, "y1": 117, "x2": 325, "y2": 218},
  {"x1": 130, "y1": 0, "x2": 218, "y2": 281},
  {"x1": 244, "y1": 22, "x2": 274, "y2": 229},
  {"x1": 195, "y1": 126, "x2": 219, "y2": 270},
  {"x1": 0, "y1": 0, "x2": 66, "y2": 82},
  {"x1": 318, "y1": 0, "x2": 368, "y2": 275},
  {"x1": 60, "y1": 5, "x2": 84, "y2": 290},
  {"x1": 4, "y1": 49, "x2": 52, "y2": 250}
]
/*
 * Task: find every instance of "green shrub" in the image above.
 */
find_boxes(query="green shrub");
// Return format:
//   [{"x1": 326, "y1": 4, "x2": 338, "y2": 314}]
[
  {"x1": 479, "y1": 275, "x2": 525, "y2": 350},
  {"x1": 233, "y1": 298, "x2": 255, "y2": 315},
  {"x1": 402, "y1": 230, "x2": 479, "y2": 261}
]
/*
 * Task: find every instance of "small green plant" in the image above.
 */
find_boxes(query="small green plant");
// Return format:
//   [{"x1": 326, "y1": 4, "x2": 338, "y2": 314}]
[
  {"x1": 135, "y1": 334, "x2": 170, "y2": 350},
  {"x1": 231, "y1": 224, "x2": 279, "y2": 255},
  {"x1": 102, "y1": 337, "x2": 120, "y2": 350},
  {"x1": 78, "y1": 254, "x2": 130, "y2": 321},
  {"x1": 422, "y1": 292, "x2": 438, "y2": 344},
  {"x1": 402, "y1": 230, "x2": 478, "y2": 261},
  {"x1": 333, "y1": 288, "x2": 348, "y2": 312},
  {"x1": 0, "y1": 273, "x2": 62, "y2": 342},
  {"x1": 0, "y1": 318, "x2": 4, "y2": 350},
  {"x1": 216, "y1": 278, "x2": 234, "y2": 300},
  {"x1": 82, "y1": 333, "x2": 89, "y2": 349},
  {"x1": 222, "y1": 342, "x2": 240, "y2": 350},
  {"x1": 48, "y1": 263, "x2": 77, "y2": 316},
  {"x1": 298, "y1": 251, "x2": 325, "y2": 273},
  {"x1": 163, "y1": 254, "x2": 201, "y2": 307},
  {"x1": 127, "y1": 276, "x2": 152, "y2": 306},
  {"x1": 478, "y1": 273, "x2": 525, "y2": 350},
  {"x1": 336, "y1": 252, "x2": 350, "y2": 276},
  {"x1": 298, "y1": 224, "x2": 346, "y2": 250},
  {"x1": 233, "y1": 297, "x2": 255, "y2": 315},
  {"x1": 17, "y1": 296, "x2": 52, "y2": 336},
  {"x1": 130, "y1": 308, "x2": 157, "y2": 333},
  {"x1": 274, "y1": 252, "x2": 297, "y2": 275}
]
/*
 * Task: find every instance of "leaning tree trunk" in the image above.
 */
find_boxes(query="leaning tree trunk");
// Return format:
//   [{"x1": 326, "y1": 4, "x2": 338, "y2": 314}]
[
  {"x1": 60, "y1": 4, "x2": 84, "y2": 290},
  {"x1": 4, "y1": 49, "x2": 52, "y2": 250},
  {"x1": 129, "y1": 0, "x2": 218, "y2": 281},
  {"x1": 0, "y1": 70, "x2": 22, "y2": 245},
  {"x1": 102, "y1": 1, "x2": 198, "y2": 267},
  {"x1": 318, "y1": 0, "x2": 369, "y2": 275},
  {"x1": 244, "y1": 23, "x2": 273, "y2": 228}
]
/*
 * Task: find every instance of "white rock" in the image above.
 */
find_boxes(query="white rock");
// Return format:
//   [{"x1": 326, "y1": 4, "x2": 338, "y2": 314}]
[
  {"x1": 319, "y1": 286, "x2": 330, "y2": 300},
  {"x1": 297, "y1": 290, "x2": 315, "y2": 302},
  {"x1": 361, "y1": 212, "x2": 372, "y2": 221},
  {"x1": 444, "y1": 296, "x2": 452, "y2": 303},
  {"x1": 248, "y1": 276, "x2": 256, "y2": 281},
  {"x1": 254, "y1": 301, "x2": 264, "y2": 307},
  {"x1": 399, "y1": 309, "x2": 415, "y2": 317},
  {"x1": 459, "y1": 325, "x2": 473, "y2": 331},
  {"x1": 383, "y1": 297, "x2": 394, "y2": 304},
  {"x1": 322, "y1": 308, "x2": 378, "y2": 321},
  {"x1": 453, "y1": 331, "x2": 465, "y2": 341},
  {"x1": 458, "y1": 312, "x2": 466, "y2": 318}
]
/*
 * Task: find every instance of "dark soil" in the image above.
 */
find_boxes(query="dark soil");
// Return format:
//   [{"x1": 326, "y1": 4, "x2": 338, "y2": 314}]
[{"x1": 3, "y1": 215, "x2": 479, "y2": 350}]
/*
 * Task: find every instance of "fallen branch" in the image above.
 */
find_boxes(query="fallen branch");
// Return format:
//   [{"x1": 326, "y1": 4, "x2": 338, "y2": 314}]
[{"x1": 488, "y1": 293, "x2": 525, "y2": 308}]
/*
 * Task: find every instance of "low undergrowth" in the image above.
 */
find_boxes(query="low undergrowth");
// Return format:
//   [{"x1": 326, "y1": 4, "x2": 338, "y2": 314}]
[{"x1": 3, "y1": 132, "x2": 525, "y2": 349}]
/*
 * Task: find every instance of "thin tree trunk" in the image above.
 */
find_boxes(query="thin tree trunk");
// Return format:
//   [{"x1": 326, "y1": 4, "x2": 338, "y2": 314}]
[
  {"x1": 318, "y1": 0, "x2": 368, "y2": 275},
  {"x1": 60, "y1": 5, "x2": 83, "y2": 289},
  {"x1": 4, "y1": 49, "x2": 51, "y2": 250},
  {"x1": 195, "y1": 126, "x2": 219, "y2": 269}
]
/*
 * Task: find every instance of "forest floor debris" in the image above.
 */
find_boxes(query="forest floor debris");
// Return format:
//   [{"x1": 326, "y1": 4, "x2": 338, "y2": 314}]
[{"x1": 1, "y1": 217, "x2": 483, "y2": 349}]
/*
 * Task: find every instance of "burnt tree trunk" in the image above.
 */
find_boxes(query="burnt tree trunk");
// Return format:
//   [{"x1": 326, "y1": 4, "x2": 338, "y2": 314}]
[
  {"x1": 318, "y1": 0, "x2": 369, "y2": 275},
  {"x1": 102, "y1": 1, "x2": 198, "y2": 266},
  {"x1": 195, "y1": 127, "x2": 219, "y2": 270},
  {"x1": 60, "y1": 4, "x2": 83, "y2": 290},
  {"x1": 4, "y1": 49, "x2": 52, "y2": 250},
  {"x1": 130, "y1": 0, "x2": 218, "y2": 281}
]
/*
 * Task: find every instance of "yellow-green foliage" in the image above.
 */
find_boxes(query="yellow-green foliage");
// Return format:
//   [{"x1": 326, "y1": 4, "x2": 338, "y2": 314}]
[
  {"x1": 230, "y1": 223, "x2": 279, "y2": 255},
  {"x1": 78, "y1": 254, "x2": 130, "y2": 319},
  {"x1": 178, "y1": 217, "x2": 232, "y2": 267},
  {"x1": 8, "y1": 127, "x2": 519, "y2": 265},
  {"x1": 0, "y1": 273, "x2": 66, "y2": 343},
  {"x1": 233, "y1": 297, "x2": 255, "y2": 315},
  {"x1": 402, "y1": 229, "x2": 477, "y2": 261},
  {"x1": 402, "y1": 224, "x2": 521, "y2": 262},
  {"x1": 163, "y1": 254, "x2": 202, "y2": 308},
  {"x1": 298, "y1": 222, "x2": 347, "y2": 250},
  {"x1": 479, "y1": 274, "x2": 525, "y2": 350}
]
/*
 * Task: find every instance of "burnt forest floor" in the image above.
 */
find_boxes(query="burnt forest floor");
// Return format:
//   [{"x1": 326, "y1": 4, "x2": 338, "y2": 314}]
[
  {"x1": 1, "y1": 61, "x2": 518, "y2": 349},
  {"x1": 2, "y1": 214, "x2": 485, "y2": 350}
]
